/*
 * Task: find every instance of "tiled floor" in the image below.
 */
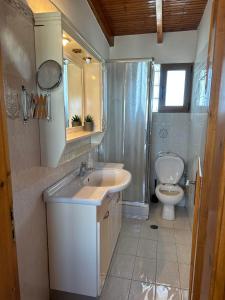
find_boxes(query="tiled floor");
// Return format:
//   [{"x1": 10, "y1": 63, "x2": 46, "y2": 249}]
[{"x1": 100, "y1": 203, "x2": 192, "y2": 300}]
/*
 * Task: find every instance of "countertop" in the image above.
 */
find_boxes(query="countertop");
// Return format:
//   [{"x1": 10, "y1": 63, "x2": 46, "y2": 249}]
[{"x1": 44, "y1": 162, "x2": 127, "y2": 206}]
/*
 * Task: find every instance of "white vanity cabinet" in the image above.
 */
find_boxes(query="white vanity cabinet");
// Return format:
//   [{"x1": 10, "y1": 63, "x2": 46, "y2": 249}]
[
  {"x1": 98, "y1": 193, "x2": 122, "y2": 292},
  {"x1": 47, "y1": 192, "x2": 122, "y2": 299}
]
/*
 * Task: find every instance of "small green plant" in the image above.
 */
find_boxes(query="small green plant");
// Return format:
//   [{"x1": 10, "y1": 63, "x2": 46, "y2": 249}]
[
  {"x1": 85, "y1": 115, "x2": 93, "y2": 123},
  {"x1": 72, "y1": 115, "x2": 81, "y2": 122}
]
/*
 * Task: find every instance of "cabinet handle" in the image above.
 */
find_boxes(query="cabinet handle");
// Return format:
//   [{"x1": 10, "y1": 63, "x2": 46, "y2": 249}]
[{"x1": 103, "y1": 211, "x2": 109, "y2": 219}]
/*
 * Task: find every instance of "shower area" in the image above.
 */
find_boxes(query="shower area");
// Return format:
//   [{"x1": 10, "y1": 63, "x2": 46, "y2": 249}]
[{"x1": 99, "y1": 60, "x2": 154, "y2": 217}]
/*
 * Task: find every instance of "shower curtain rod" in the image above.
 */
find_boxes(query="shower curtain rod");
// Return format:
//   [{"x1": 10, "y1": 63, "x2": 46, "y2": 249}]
[{"x1": 106, "y1": 58, "x2": 154, "y2": 63}]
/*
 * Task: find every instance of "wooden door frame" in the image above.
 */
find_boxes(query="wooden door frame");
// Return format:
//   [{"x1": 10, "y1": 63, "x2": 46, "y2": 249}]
[
  {"x1": 0, "y1": 50, "x2": 20, "y2": 298},
  {"x1": 189, "y1": 159, "x2": 203, "y2": 297},
  {"x1": 190, "y1": 0, "x2": 225, "y2": 298}
]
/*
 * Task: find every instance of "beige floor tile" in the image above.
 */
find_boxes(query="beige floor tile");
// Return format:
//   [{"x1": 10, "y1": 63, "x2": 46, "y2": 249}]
[
  {"x1": 100, "y1": 276, "x2": 131, "y2": 300},
  {"x1": 137, "y1": 239, "x2": 157, "y2": 259},
  {"x1": 156, "y1": 260, "x2": 180, "y2": 288},
  {"x1": 155, "y1": 285, "x2": 181, "y2": 300},
  {"x1": 157, "y1": 228, "x2": 176, "y2": 243},
  {"x1": 174, "y1": 229, "x2": 192, "y2": 245},
  {"x1": 140, "y1": 223, "x2": 158, "y2": 240},
  {"x1": 179, "y1": 264, "x2": 190, "y2": 289},
  {"x1": 122, "y1": 218, "x2": 144, "y2": 224},
  {"x1": 117, "y1": 237, "x2": 139, "y2": 255},
  {"x1": 173, "y1": 218, "x2": 191, "y2": 230},
  {"x1": 175, "y1": 207, "x2": 188, "y2": 217},
  {"x1": 133, "y1": 257, "x2": 156, "y2": 283},
  {"x1": 152, "y1": 217, "x2": 174, "y2": 229},
  {"x1": 129, "y1": 281, "x2": 155, "y2": 300},
  {"x1": 110, "y1": 254, "x2": 135, "y2": 279},
  {"x1": 108, "y1": 248, "x2": 118, "y2": 273},
  {"x1": 157, "y1": 241, "x2": 177, "y2": 262},
  {"x1": 148, "y1": 213, "x2": 160, "y2": 221},
  {"x1": 120, "y1": 222, "x2": 142, "y2": 238},
  {"x1": 149, "y1": 204, "x2": 162, "y2": 217},
  {"x1": 176, "y1": 244, "x2": 191, "y2": 264}
]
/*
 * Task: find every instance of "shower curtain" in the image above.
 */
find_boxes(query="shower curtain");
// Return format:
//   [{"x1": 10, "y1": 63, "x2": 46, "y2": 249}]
[{"x1": 99, "y1": 60, "x2": 153, "y2": 203}]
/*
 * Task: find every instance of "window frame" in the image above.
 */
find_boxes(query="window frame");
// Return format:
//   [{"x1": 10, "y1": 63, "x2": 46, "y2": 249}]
[{"x1": 159, "y1": 63, "x2": 193, "y2": 113}]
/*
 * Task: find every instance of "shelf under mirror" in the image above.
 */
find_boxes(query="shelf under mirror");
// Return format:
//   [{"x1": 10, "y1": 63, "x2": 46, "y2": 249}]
[{"x1": 66, "y1": 127, "x2": 101, "y2": 143}]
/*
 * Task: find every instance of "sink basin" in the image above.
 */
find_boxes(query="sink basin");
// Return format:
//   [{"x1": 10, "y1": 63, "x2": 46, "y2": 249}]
[
  {"x1": 83, "y1": 168, "x2": 132, "y2": 193},
  {"x1": 44, "y1": 165, "x2": 132, "y2": 206}
]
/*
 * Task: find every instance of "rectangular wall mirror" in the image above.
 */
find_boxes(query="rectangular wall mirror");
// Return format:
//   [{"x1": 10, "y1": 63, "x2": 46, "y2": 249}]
[
  {"x1": 63, "y1": 31, "x2": 103, "y2": 142},
  {"x1": 64, "y1": 59, "x2": 84, "y2": 128}
]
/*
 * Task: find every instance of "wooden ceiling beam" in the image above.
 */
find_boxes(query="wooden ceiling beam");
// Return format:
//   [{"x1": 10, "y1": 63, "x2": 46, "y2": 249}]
[
  {"x1": 156, "y1": 0, "x2": 163, "y2": 43},
  {"x1": 87, "y1": 0, "x2": 114, "y2": 47}
]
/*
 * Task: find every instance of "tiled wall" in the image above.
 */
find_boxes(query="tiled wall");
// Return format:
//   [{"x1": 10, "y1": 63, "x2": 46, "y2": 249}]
[
  {"x1": 186, "y1": 0, "x2": 212, "y2": 225},
  {"x1": 0, "y1": 1, "x2": 98, "y2": 299},
  {"x1": 150, "y1": 45, "x2": 210, "y2": 216},
  {"x1": 12, "y1": 149, "x2": 97, "y2": 300},
  {"x1": 1, "y1": 0, "x2": 39, "y2": 173},
  {"x1": 150, "y1": 113, "x2": 190, "y2": 206},
  {"x1": 186, "y1": 46, "x2": 210, "y2": 224}
]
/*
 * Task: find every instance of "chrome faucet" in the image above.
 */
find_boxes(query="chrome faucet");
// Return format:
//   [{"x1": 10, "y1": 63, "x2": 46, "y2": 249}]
[{"x1": 79, "y1": 162, "x2": 87, "y2": 177}]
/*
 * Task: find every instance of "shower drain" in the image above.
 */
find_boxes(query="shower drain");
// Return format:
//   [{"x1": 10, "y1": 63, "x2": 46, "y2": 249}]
[{"x1": 150, "y1": 225, "x2": 158, "y2": 229}]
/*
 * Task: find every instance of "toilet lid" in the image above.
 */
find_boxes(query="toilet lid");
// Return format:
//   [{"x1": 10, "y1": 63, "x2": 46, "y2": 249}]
[{"x1": 155, "y1": 154, "x2": 184, "y2": 184}]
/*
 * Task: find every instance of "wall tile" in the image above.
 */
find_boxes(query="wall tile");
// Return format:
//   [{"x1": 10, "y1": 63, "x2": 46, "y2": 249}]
[
  {"x1": 186, "y1": 44, "x2": 210, "y2": 225},
  {"x1": 150, "y1": 113, "x2": 190, "y2": 206},
  {"x1": 0, "y1": 1, "x2": 99, "y2": 299}
]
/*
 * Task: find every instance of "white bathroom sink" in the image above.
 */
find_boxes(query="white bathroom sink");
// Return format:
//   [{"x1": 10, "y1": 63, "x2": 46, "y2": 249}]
[
  {"x1": 83, "y1": 168, "x2": 132, "y2": 193},
  {"x1": 44, "y1": 165, "x2": 132, "y2": 206}
]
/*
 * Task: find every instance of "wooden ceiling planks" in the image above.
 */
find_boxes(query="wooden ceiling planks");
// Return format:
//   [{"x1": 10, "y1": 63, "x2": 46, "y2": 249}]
[
  {"x1": 87, "y1": 0, "x2": 114, "y2": 46},
  {"x1": 156, "y1": 0, "x2": 163, "y2": 43},
  {"x1": 88, "y1": 0, "x2": 207, "y2": 44}
]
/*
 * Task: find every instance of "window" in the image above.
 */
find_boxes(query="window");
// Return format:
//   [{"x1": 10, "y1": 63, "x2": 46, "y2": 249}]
[{"x1": 159, "y1": 64, "x2": 193, "y2": 112}]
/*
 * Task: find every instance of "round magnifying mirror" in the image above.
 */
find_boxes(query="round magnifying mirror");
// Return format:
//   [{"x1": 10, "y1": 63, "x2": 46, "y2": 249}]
[{"x1": 37, "y1": 60, "x2": 62, "y2": 91}]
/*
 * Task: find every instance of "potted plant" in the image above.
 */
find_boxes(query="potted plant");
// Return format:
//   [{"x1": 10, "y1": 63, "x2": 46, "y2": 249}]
[
  {"x1": 84, "y1": 115, "x2": 94, "y2": 131},
  {"x1": 71, "y1": 115, "x2": 81, "y2": 127}
]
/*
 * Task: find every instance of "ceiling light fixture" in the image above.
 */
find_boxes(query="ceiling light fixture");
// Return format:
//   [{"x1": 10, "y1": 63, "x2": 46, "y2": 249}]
[
  {"x1": 62, "y1": 37, "x2": 70, "y2": 47},
  {"x1": 83, "y1": 57, "x2": 92, "y2": 64}
]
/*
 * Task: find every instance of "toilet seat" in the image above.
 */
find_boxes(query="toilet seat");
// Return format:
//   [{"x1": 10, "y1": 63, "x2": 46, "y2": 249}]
[
  {"x1": 154, "y1": 152, "x2": 185, "y2": 220},
  {"x1": 156, "y1": 184, "x2": 184, "y2": 205}
]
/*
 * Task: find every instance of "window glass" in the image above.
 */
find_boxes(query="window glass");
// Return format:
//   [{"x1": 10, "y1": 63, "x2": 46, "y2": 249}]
[
  {"x1": 152, "y1": 98, "x2": 159, "y2": 112},
  {"x1": 153, "y1": 85, "x2": 160, "y2": 99},
  {"x1": 154, "y1": 64, "x2": 160, "y2": 72},
  {"x1": 165, "y1": 70, "x2": 186, "y2": 106},
  {"x1": 154, "y1": 71, "x2": 160, "y2": 86}
]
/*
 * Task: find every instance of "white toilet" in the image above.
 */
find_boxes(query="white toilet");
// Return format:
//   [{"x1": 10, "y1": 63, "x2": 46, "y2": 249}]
[{"x1": 155, "y1": 152, "x2": 184, "y2": 220}]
